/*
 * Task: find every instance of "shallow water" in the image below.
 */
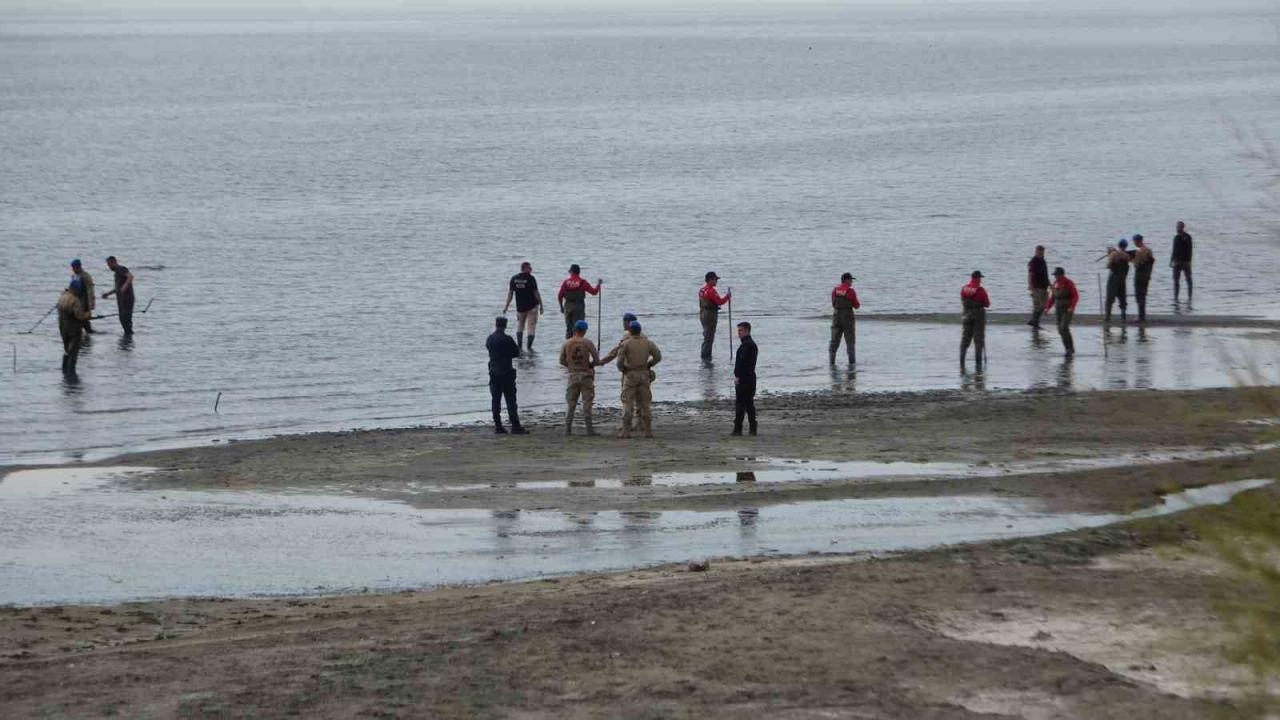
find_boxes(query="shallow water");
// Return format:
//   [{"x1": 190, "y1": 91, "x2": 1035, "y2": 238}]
[
  {"x1": 0, "y1": 466, "x2": 1268, "y2": 606},
  {"x1": 4, "y1": 320, "x2": 1278, "y2": 466},
  {"x1": 3, "y1": 4, "x2": 1280, "y2": 465},
  {"x1": 397, "y1": 443, "x2": 1280, "y2": 493}
]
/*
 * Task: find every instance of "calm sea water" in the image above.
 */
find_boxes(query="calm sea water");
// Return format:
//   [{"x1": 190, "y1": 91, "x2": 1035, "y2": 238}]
[{"x1": 4, "y1": 4, "x2": 1280, "y2": 464}]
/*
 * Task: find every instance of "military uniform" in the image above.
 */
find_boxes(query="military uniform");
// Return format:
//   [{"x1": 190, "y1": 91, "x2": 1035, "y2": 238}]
[
  {"x1": 1132, "y1": 245, "x2": 1155, "y2": 322},
  {"x1": 616, "y1": 334, "x2": 662, "y2": 438},
  {"x1": 599, "y1": 331, "x2": 637, "y2": 434},
  {"x1": 559, "y1": 335, "x2": 600, "y2": 435},
  {"x1": 830, "y1": 282, "x2": 859, "y2": 364},
  {"x1": 56, "y1": 290, "x2": 91, "y2": 374},
  {"x1": 72, "y1": 269, "x2": 95, "y2": 333},
  {"x1": 1104, "y1": 249, "x2": 1130, "y2": 322}
]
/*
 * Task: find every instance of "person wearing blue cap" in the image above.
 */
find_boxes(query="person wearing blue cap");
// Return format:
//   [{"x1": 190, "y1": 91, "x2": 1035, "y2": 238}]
[
  {"x1": 558, "y1": 319, "x2": 601, "y2": 436},
  {"x1": 614, "y1": 320, "x2": 661, "y2": 438},
  {"x1": 598, "y1": 312, "x2": 642, "y2": 435},
  {"x1": 486, "y1": 316, "x2": 528, "y2": 435},
  {"x1": 1131, "y1": 235, "x2": 1155, "y2": 323},
  {"x1": 1104, "y1": 240, "x2": 1131, "y2": 324},
  {"x1": 69, "y1": 259, "x2": 96, "y2": 335},
  {"x1": 56, "y1": 279, "x2": 92, "y2": 375}
]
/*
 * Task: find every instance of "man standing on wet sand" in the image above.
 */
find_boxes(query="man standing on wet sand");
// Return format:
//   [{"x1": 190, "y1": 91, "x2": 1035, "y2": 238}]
[
  {"x1": 486, "y1": 317, "x2": 527, "y2": 435},
  {"x1": 1130, "y1": 235, "x2": 1155, "y2": 323},
  {"x1": 617, "y1": 321, "x2": 661, "y2": 438},
  {"x1": 57, "y1": 279, "x2": 92, "y2": 375},
  {"x1": 69, "y1": 259, "x2": 96, "y2": 334},
  {"x1": 599, "y1": 311, "x2": 640, "y2": 436},
  {"x1": 698, "y1": 271, "x2": 731, "y2": 363},
  {"x1": 1104, "y1": 240, "x2": 1131, "y2": 324},
  {"x1": 102, "y1": 256, "x2": 135, "y2": 335},
  {"x1": 559, "y1": 319, "x2": 600, "y2": 436},
  {"x1": 1027, "y1": 245, "x2": 1049, "y2": 329},
  {"x1": 1171, "y1": 221, "x2": 1193, "y2": 302},
  {"x1": 557, "y1": 265, "x2": 602, "y2": 339},
  {"x1": 960, "y1": 270, "x2": 990, "y2": 370},
  {"x1": 504, "y1": 261, "x2": 543, "y2": 351},
  {"x1": 732, "y1": 321, "x2": 758, "y2": 436},
  {"x1": 830, "y1": 272, "x2": 860, "y2": 365},
  {"x1": 1044, "y1": 266, "x2": 1079, "y2": 355}
]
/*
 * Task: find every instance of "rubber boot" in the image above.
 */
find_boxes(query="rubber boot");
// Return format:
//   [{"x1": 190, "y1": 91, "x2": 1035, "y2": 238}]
[
  {"x1": 828, "y1": 350, "x2": 836, "y2": 367},
  {"x1": 527, "y1": 334, "x2": 534, "y2": 351},
  {"x1": 585, "y1": 417, "x2": 598, "y2": 437},
  {"x1": 516, "y1": 332, "x2": 523, "y2": 349},
  {"x1": 565, "y1": 409, "x2": 574, "y2": 436}
]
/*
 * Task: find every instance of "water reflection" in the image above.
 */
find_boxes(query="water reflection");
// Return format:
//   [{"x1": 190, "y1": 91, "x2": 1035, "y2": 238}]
[
  {"x1": 1056, "y1": 357, "x2": 1075, "y2": 390},
  {"x1": 830, "y1": 366, "x2": 856, "y2": 394},
  {"x1": 700, "y1": 363, "x2": 720, "y2": 402},
  {"x1": 960, "y1": 370, "x2": 987, "y2": 392},
  {"x1": 118, "y1": 335, "x2": 134, "y2": 353}
]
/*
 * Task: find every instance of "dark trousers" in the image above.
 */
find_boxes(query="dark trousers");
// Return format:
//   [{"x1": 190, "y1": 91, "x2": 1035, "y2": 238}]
[
  {"x1": 118, "y1": 293, "x2": 135, "y2": 334},
  {"x1": 1173, "y1": 263, "x2": 1192, "y2": 299},
  {"x1": 734, "y1": 379, "x2": 757, "y2": 433},
  {"x1": 960, "y1": 311, "x2": 986, "y2": 366},
  {"x1": 1105, "y1": 274, "x2": 1127, "y2": 320},
  {"x1": 1134, "y1": 271, "x2": 1151, "y2": 321},
  {"x1": 564, "y1": 303, "x2": 585, "y2": 339},
  {"x1": 700, "y1": 313, "x2": 718, "y2": 360},
  {"x1": 59, "y1": 322, "x2": 83, "y2": 374},
  {"x1": 830, "y1": 317, "x2": 855, "y2": 363},
  {"x1": 1056, "y1": 310, "x2": 1075, "y2": 354},
  {"x1": 489, "y1": 372, "x2": 521, "y2": 429}
]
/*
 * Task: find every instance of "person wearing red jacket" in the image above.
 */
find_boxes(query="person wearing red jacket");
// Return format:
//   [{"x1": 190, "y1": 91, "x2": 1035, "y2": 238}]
[
  {"x1": 699, "y1": 271, "x2": 732, "y2": 362},
  {"x1": 557, "y1": 264, "x2": 602, "y2": 339},
  {"x1": 960, "y1": 270, "x2": 990, "y2": 370},
  {"x1": 830, "y1": 272, "x2": 861, "y2": 365},
  {"x1": 1044, "y1": 266, "x2": 1079, "y2": 355}
]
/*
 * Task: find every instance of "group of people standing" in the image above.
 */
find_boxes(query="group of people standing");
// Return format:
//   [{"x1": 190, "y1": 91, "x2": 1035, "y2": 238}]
[
  {"x1": 489, "y1": 263, "x2": 759, "y2": 439},
  {"x1": 54, "y1": 257, "x2": 135, "y2": 375},
  {"x1": 491, "y1": 222, "x2": 1197, "y2": 436},
  {"x1": 1019, "y1": 221, "x2": 1196, "y2": 364}
]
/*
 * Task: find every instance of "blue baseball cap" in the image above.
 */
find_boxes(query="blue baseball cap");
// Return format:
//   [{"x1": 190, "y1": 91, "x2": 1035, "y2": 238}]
[
  {"x1": 622, "y1": 312, "x2": 636, "y2": 322},
  {"x1": 1118, "y1": 238, "x2": 1128, "y2": 248},
  {"x1": 70, "y1": 258, "x2": 81, "y2": 267},
  {"x1": 574, "y1": 320, "x2": 588, "y2": 331},
  {"x1": 629, "y1": 320, "x2": 641, "y2": 332},
  {"x1": 1132, "y1": 234, "x2": 1143, "y2": 242}
]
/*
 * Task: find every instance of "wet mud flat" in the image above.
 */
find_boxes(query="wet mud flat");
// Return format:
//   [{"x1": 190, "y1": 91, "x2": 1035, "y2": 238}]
[
  {"x1": 2, "y1": 484, "x2": 1276, "y2": 719},
  {"x1": 2, "y1": 385, "x2": 1279, "y2": 717}
]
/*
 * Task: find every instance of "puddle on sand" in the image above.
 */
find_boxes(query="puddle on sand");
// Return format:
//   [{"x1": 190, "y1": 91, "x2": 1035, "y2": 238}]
[
  {"x1": 0, "y1": 467, "x2": 1269, "y2": 606},
  {"x1": 412, "y1": 444, "x2": 1280, "y2": 493}
]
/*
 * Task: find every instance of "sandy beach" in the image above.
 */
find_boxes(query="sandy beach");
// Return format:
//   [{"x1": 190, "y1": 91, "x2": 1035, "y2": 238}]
[{"x1": 2, "y1": 384, "x2": 1278, "y2": 717}]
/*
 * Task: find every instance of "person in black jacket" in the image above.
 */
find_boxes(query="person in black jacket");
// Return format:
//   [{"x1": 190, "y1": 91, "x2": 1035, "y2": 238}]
[
  {"x1": 732, "y1": 321, "x2": 758, "y2": 436},
  {"x1": 486, "y1": 317, "x2": 528, "y2": 435},
  {"x1": 1171, "y1": 221, "x2": 1193, "y2": 302}
]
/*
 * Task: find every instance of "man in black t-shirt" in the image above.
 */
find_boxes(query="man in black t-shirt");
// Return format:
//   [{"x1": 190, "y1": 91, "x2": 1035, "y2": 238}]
[
  {"x1": 102, "y1": 256, "x2": 135, "y2": 335},
  {"x1": 1171, "y1": 221, "x2": 1193, "y2": 302},
  {"x1": 1026, "y1": 245, "x2": 1049, "y2": 329},
  {"x1": 503, "y1": 262, "x2": 543, "y2": 351}
]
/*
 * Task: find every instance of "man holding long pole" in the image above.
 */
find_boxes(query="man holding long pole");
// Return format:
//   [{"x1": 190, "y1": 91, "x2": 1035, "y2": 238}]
[{"x1": 698, "y1": 271, "x2": 731, "y2": 364}]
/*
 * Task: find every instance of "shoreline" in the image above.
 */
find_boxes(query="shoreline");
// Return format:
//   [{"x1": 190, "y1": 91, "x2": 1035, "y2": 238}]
[{"x1": 2, "y1": 385, "x2": 1279, "y2": 716}]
